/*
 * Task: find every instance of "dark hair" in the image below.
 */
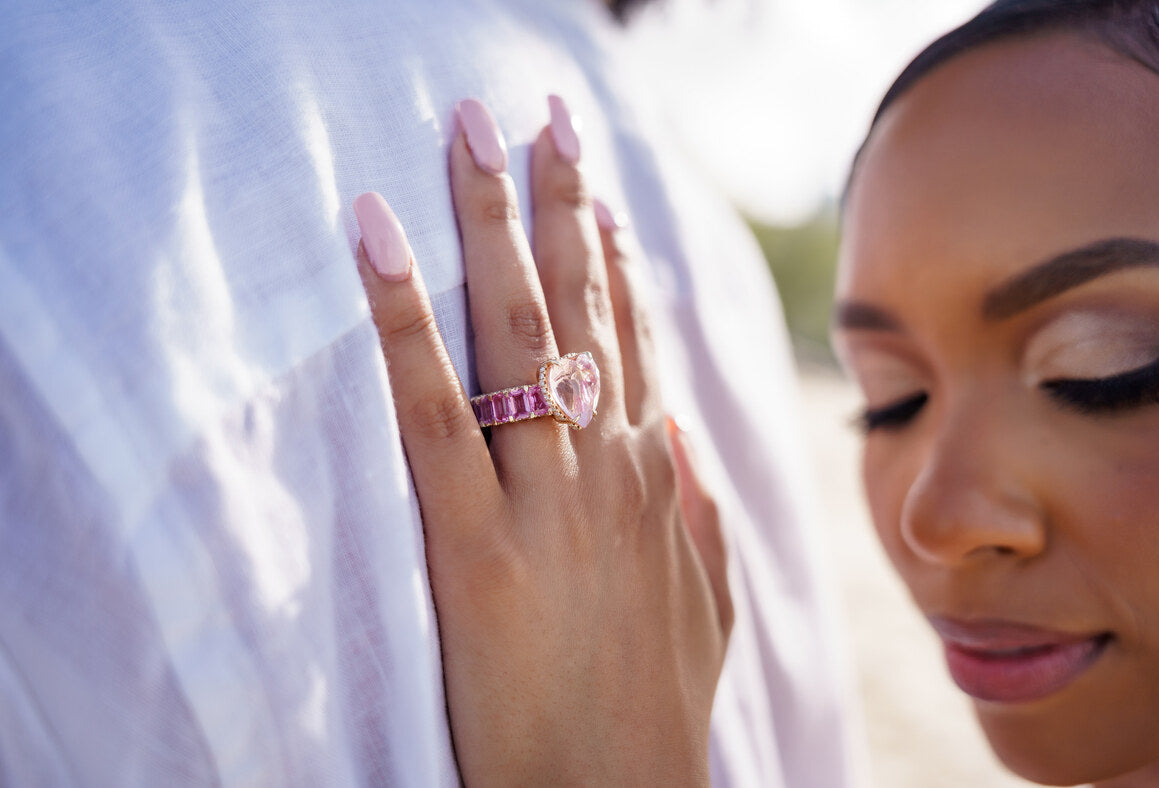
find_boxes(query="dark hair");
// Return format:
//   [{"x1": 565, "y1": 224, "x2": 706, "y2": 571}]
[
  {"x1": 608, "y1": 0, "x2": 653, "y2": 24},
  {"x1": 847, "y1": 0, "x2": 1159, "y2": 195}
]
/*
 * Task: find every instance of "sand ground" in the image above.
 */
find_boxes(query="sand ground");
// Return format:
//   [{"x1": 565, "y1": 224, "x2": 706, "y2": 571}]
[{"x1": 797, "y1": 365, "x2": 1034, "y2": 788}]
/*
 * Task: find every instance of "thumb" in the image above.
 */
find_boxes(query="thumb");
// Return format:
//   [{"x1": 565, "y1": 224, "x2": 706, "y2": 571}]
[{"x1": 667, "y1": 416, "x2": 734, "y2": 641}]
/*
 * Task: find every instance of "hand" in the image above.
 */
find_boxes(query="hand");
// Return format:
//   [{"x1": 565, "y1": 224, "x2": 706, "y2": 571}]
[{"x1": 353, "y1": 96, "x2": 732, "y2": 786}]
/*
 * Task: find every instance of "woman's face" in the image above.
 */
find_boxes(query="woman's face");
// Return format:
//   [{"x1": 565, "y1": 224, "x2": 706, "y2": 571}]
[{"x1": 835, "y1": 32, "x2": 1159, "y2": 785}]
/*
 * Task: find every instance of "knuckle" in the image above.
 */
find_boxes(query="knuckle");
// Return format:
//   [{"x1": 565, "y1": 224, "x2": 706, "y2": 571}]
[
  {"x1": 505, "y1": 301, "x2": 552, "y2": 351},
  {"x1": 480, "y1": 196, "x2": 521, "y2": 224},
  {"x1": 382, "y1": 308, "x2": 438, "y2": 346},
  {"x1": 583, "y1": 278, "x2": 614, "y2": 324},
  {"x1": 621, "y1": 466, "x2": 648, "y2": 514},
  {"x1": 403, "y1": 392, "x2": 473, "y2": 444},
  {"x1": 608, "y1": 452, "x2": 648, "y2": 514},
  {"x1": 549, "y1": 171, "x2": 590, "y2": 211}
]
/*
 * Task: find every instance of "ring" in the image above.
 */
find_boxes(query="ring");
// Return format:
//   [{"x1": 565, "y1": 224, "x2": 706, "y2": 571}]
[{"x1": 471, "y1": 352, "x2": 601, "y2": 430}]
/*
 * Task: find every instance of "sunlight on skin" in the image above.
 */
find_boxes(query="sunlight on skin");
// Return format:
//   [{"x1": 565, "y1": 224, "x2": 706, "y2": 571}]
[{"x1": 836, "y1": 32, "x2": 1159, "y2": 787}]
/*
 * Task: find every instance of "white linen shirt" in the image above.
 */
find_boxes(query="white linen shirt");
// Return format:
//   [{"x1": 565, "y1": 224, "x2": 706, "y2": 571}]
[{"x1": 0, "y1": 0, "x2": 862, "y2": 785}]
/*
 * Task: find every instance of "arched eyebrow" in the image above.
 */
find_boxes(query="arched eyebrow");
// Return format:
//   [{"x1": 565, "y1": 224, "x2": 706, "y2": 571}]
[
  {"x1": 833, "y1": 238, "x2": 1159, "y2": 334},
  {"x1": 833, "y1": 301, "x2": 902, "y2": 332},
  {"x1": 982, "y1": 238, "x2": 1159, "y2": 321}
]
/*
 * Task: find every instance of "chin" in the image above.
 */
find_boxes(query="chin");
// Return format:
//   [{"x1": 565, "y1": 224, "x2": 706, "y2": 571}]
[{"x1": 975, "y1": 702, "x2": 1159, "y2": 787}]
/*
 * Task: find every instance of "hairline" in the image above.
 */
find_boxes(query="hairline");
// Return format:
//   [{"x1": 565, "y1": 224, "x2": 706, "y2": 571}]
[{"x1": 841, "y1": 2, "x2": 1159, "y2": 209}]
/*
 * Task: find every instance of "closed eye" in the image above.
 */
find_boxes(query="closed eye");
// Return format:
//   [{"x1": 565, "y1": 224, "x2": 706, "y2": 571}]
[
  {"x1": 1042, "y1": 355, "x2": 1159, "y2": 414},
  {"x1": 856, "y1": 392, "x2": 928, "y2": 433}
]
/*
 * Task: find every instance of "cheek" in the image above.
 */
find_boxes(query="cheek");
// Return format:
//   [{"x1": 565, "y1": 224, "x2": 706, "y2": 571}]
[
  {"x1": 1063, "y1": 427, "x2": 1159, "y2": 645},
  {"x1": 979, "y1": 421, "x2": 1159, "y2": 783}
]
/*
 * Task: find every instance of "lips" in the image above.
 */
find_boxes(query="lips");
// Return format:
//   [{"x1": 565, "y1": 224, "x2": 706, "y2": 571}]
[{"x1": 930, "y1": 617, "x2": 1113, "y2": 704}]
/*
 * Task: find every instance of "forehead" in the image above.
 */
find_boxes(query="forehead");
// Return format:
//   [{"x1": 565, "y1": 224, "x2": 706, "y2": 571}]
[{"x1": 839, "y1": 31, "x2": 1159, "y2": 304}]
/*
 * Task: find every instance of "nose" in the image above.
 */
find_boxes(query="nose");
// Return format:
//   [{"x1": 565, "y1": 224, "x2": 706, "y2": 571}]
[{"x1": 899, "y1": 413, "x2": 1047, "y2": 567}]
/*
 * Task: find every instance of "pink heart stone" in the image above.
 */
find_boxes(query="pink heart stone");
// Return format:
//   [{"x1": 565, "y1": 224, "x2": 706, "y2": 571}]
[{"x1": 545, "y1": 353, "x2": 600, "y2": 428}]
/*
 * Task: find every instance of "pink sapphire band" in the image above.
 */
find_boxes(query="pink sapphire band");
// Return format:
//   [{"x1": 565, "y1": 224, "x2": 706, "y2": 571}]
[{"x1": 471, "y1": 352, "x2": 601, "y2": 430}]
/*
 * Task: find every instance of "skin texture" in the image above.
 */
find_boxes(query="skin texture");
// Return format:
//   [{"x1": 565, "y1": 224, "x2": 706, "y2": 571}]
[
  {"x1": 354, "y1": 101, "x2": 731, "y2": 785},
  {"x1": 835, "y1": 31, "x2": 1159, "y2": 787}
]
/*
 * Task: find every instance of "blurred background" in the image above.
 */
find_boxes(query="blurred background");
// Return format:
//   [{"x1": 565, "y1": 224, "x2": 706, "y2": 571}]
[{"x1": 628, "y1": 1, "x2": 1035, "y2": 785}]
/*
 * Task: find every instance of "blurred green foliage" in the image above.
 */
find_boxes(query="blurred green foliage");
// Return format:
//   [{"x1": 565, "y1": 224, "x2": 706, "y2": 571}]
[{"x1": 748, "y1": 209, "x2": 841, "y2": 363}]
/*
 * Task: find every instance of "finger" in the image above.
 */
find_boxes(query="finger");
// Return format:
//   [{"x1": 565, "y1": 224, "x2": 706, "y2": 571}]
[
  {"x1": 530, "y1": 95, "x2": 626, "y2": 435},
  {"x1": 450, "y1": 99, "x2": 568, "y2": 465},
  {"x1": 354, "y1": 191, "x2": 505, "y2": 534},
  {"x1": 596, "y1": 199, "x2": 662, "y2": 426},
  {"x1": 667, "y1": 416, "x2": 734, "y2": 640}
]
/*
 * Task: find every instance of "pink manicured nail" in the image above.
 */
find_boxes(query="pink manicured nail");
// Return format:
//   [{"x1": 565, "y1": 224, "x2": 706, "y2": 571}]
[
  {"x1": 456, "y1": 98, "x2": 508, "y2": 174},
  {"x1": 666, "y1": 414, "x2": 693, "y2": 437},
  {"x1": 353, "y1": 192, "x2": 412, "y2": 281},
  {"x1": 593, "y1": 198, "x2": 629, "y2": 231},
  {"x1": 547, "y1": 94, "x2": 581, "y2": 164}
]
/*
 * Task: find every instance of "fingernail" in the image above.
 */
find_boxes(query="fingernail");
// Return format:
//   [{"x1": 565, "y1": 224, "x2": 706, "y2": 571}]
[
  {"x1": 353, "y1": 192, "x2": 412, "y2": 281},
  {"x1": 456, "y1": 98, "x2": 508, "y2": 174},
  {"x1": 666, "y1": 413, "x2": 693, "y2": 438},
  {"x1": 666, "y1": 414, "x2": 698, "y2": 475},
  {"x1": 547, "y1": 94, "x2": 581, "y2": 164},
  {"x1": 593, "y1": 198, "x2": 629, "y2": 231}
]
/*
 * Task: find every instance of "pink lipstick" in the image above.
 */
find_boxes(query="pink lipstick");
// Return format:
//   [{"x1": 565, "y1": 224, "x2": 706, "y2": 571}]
[{"x1": 930, "y1": 617, "x2": 1112, "y2": 704}]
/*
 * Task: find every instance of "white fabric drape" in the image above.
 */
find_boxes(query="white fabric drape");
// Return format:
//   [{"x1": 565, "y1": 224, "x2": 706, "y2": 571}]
[{"x1": 0, "y1": 1, "x2": 863, "y2": 785}]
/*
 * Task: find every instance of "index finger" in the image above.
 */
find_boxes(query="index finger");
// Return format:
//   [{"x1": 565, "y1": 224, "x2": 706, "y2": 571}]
[{"x1": 353, "y1": 192, "x2": 504, "y2": 531}]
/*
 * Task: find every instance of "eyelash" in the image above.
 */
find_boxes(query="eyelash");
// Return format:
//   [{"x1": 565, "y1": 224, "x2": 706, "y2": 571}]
[
  {"x1": 1042, "y1": 355, "x2": 1159, "y2": 414},
  {"x1": 857, "y1": 392, "x2": 928, "y2": 433},
  {"x1": 857, "y1": 355, "x2": 1159, "y2": 433}
]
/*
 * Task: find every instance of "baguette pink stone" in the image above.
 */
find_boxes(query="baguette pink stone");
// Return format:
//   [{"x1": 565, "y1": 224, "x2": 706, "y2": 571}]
[
  {"x1": 471, "y1": 352, "x2": 600, "y2": 429},
  {"x1": 472, "y1": 384, "x2": 551, "y2": 427}
]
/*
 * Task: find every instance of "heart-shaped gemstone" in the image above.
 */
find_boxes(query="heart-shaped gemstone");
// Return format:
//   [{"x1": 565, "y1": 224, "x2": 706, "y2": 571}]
[{"x1": 544, "y1": 352, "x2": 600, "y2": 429}]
